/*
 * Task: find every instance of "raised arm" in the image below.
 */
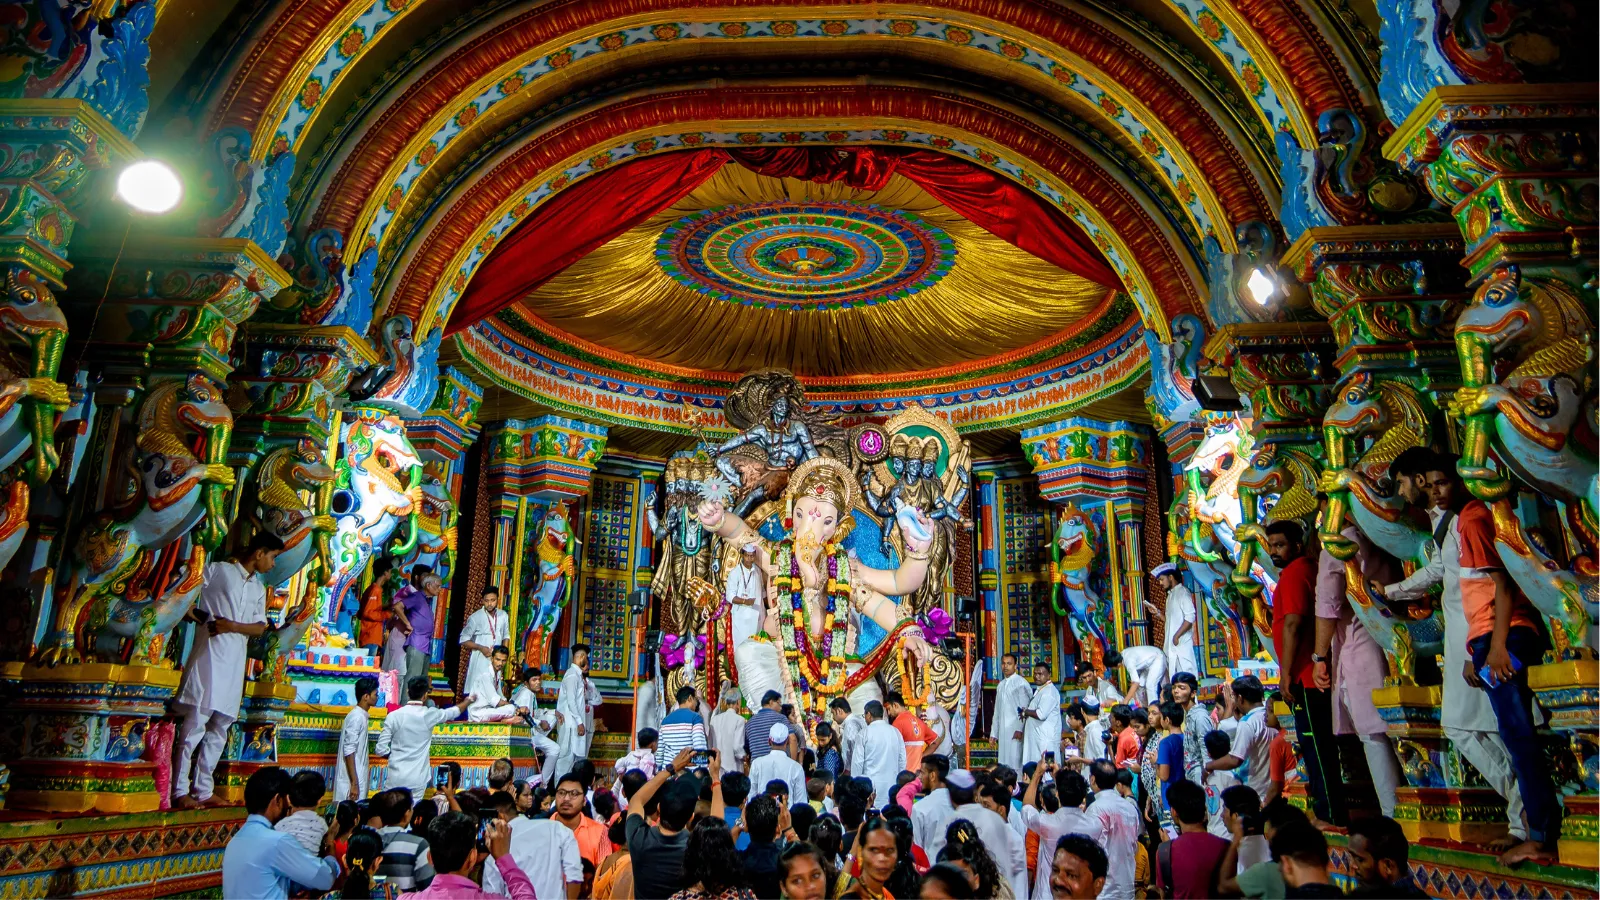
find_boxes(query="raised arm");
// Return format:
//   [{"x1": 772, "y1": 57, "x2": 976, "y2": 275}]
[{"x1": 630, "y1": 748, "x2": 695, "y2": 817}]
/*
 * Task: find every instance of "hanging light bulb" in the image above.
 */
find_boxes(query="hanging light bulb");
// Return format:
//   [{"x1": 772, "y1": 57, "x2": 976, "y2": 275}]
[
  {"x1": 1244, "y1": 266, "x2": 1278, "y2": 308},
  {"x1": 116, "y1": 160, "x2": 183, "y2": 215}
]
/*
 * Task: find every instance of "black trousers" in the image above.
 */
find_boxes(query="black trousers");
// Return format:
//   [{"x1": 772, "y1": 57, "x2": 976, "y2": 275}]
[{"x1": 1291, "y1": 687, "x2": 1348, "y2": 826}]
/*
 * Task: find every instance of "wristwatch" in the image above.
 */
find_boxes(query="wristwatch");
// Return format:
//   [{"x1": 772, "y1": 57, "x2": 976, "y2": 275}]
[{"x1": 1311, "y1": 653, "x2": 1329, "y2": 663}]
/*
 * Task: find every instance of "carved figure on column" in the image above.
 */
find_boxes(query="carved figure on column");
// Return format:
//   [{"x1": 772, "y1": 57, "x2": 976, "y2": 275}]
[
  {"x1": 522, "y1": 501, "x2": 576, "y2": 669},
  {"x1": 1233, "y1": 440, "x2": 1323, "y2": 659},
  {"x1": 247, "y1": 441, "x2": 337, "y2": 679},
  {"x1": 1178, "y1": 422, "x2": 1254, "y2": 660},
  {"x1": 648, "y1": 455, "x2": 716, "y2": 639},
  {"x1": 0, "y1": 267, "x2": 71, "y2": 573},
  {"x1": 324, "y1": 412, "x2": 423, "y2": 638},
  {"x1": 859, "y1": 409, "x2": 971, "y2": 618},
  {"x1": 1050, "y1": 504, "x2": 1109, "y2": 678}
]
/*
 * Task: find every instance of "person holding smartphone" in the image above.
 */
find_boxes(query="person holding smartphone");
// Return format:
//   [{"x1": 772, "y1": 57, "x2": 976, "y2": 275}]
[{"x1": 375, "y1": 676, "x2": 473, "y2": 799}]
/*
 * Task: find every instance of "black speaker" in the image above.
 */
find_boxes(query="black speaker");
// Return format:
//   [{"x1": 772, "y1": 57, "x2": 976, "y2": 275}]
[
  {"x1": 1193, "y1": 374, "x2": 1244, "y2": 411},
  {"x1": 627, "y1": 587, "x2": 650, "y2": 615},
  {"x1": 954, "y1": 594, "x2": 978, "y2": 623}
]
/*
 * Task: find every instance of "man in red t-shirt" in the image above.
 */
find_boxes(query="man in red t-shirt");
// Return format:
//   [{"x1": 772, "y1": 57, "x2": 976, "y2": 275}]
[
  {"x1": 886, "y1": 691, "x2": 938, "y2": 772},
  {"x1": 1457, "y1": 496, "x2": 1561, "y2": 865},
  {"x1": 1263, "y1": 519, "x2": 1344, "y2": 827},
  {"x1": 1155, "y1": 780, "x2": 1231, "y2": 898}
]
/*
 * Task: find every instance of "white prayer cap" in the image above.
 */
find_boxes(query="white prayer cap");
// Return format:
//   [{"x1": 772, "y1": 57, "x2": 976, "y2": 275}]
[
  {"x1": 769, "y1": 722, "x2": 790, "y2": 744},
  {"x1": 1150, "y1": 562, "x2": 1178, "y2": 578},
  {"x1": 742, "y1": 542, "x2": 758, "y2": 552},
  {"x1": 1080, "y1": 693, "x2": 1101, "y2": 711},
  {"x1": 947, "y1": 769, "x2": 976, "y2": 790}
]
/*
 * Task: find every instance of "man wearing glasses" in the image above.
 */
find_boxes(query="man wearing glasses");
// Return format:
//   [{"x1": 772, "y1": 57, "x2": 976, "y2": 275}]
[{"x1": 552, "y1": 772, "x2": 613, "y2": 868}]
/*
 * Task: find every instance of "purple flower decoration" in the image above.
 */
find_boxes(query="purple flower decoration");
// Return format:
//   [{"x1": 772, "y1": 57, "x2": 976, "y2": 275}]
[
  {"x1": 918, "y1": 608, "x2": 954, "y2": 644},
  {"x1": 661, "y1": 634, "x2": 707, "y2": 669}
]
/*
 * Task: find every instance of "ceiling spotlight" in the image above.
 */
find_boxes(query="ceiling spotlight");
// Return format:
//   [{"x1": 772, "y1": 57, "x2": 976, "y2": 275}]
[
  {"x1": 116, "y1": 160, "x2": 183, "y2": 214},
  {"x1": 1244, "y1": 266, "x2": 1278, "y2": 308}
]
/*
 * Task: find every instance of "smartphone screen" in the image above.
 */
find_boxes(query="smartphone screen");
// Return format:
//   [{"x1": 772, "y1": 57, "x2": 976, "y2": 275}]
[
  {"x1": 690, "y1": 750, "x2": 711, "y2": 767},
  {"x1": 1043, "y1": 750, "x2": 1055, "y2": 763},
  {"x1": 434, "y1": 764, "x2": 450, "y2": 790}
]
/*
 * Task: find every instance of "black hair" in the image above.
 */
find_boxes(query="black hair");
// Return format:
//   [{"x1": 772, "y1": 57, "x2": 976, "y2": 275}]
[
  {"x1": 807, "y1": 775, "x2": 829, "y2": 801},
  {"x1": 836, "y1": 777, "x2": 869, "y2": 830},
  {"x1": 990, "y1": 765, "x2": 1018, "y2": 790},
  {"x1": 637, "y1": 727, "x2": 659, "y2": 747},
  {"x1": 779, "y1": 841, "x2": 835, "y2": 896},
  {"x1": 762, "y1": 690, "x2": 783, "y2": 707},
  {"x1": 571, "y1": 758, "x2": 597, "y2": 787},
  {"x1": 658, "y1": 778, "x2": 698, "y2": 831},
  {"x1": 1110, "y1": 704, "x2": 1133, "y2": 727},
  {"x1": 333, "y1": 799, "x2": 359, "y2": 838},
  {"x1": 781, "y1": 703, "x2": 794, "y2": 717},
  {"x1": 1056, "y1": 770, "x2": 1089, "y2": 809},
  {"x1": 815, "y1": 720, "x2": 837, "y2": 749},
  {"x1": 1115, "y1": 769, "x2": 1134, "y2": 789},
  {"x1": 341, "y1": 826, "x2": 385, "y2": 900},
  {"x1": 1065, "y1": 702, "x2": 1088, "y2": 724},
  {"x1": 1103, "y1": 649, "x2": 1124, "y2": 669},
  {"x1": 1262, "y1": 797, "x2": 1309, "y2": 832},
  {"x1": 917, "y1": 753, "x2": 949, "y2": 783},
  {"x1": 607, "y1": 816, "x2": 627, "y2": 846},
  {"x1": 1040, "y1": 782, "x2": 1061, "y2": 813},
  {"x1": 243, "y1": 767, "x2": 293, "y2": 815},
  {"x1": 411, "y1": 564, "x2": 433, "y2": 580},
  {"x1": 492, "y1": 644, "x2": 509, "y2": 657},
  {"x1": 1159, "y1": 701, "x2": 1185, "y2": 727},
  {"x1": 790, "y1": 802, "x2": 818, "y2": 845},
  {"x1": 482, "y1": 586, "x2": 500, "y2": 597},
  {"x1": 1055, "y1": 833, "x2": 1109, "y2": 879},
  {"x1": 1263, "y1": 519, "x2": 1304, "y2": 546},
  {"x1": 488, "y1": 790, "x2": 518, "y2": 819},
  {"x1": 245, "y1": 531, "x2": 287, "y2": 555},
  {"x1": 864, "y1": 700, "x2": 885, "y2": 719},
  {"x1": 684, "y1": 817, "x2": 747, "y2": 895},
  {"x1": 571, "y1": 642, "x2": 591, "y2": 655},
  {"x1": 488, "y1": 757, "x2": 514, "y2": 790},
  {"x1": 1424, "y1": 452, "x2": 1461, "y2": 477},
  {"x1": 372, "y1": 556, "x2": 394, "y2": 578},
  {"x1": 288, "y1": 770, "x2": 326, "y2": 808},
  {"x1": 520, "y1": 666, "x2": 540, "y2": 683},
  {"x1": 829, "y1": 697, "x2": 851, "y2": 713},
  {"x1": 1221, "y1": 784, "x2": 1261, "y2": 819},
  {"x1": 1167, "y1": 779, "x2": 1206, "y2": 825},
  {"x1": 1348, "y1": 815, "x2": 1411, "y2": 869},
  {"x1": 884, "y1": 691, "x2": 905, "y2": 706},
  {"x1": 1231, "y1": 675, "x2": 1265, "y2": 704},
  {"x1": 1171, "y1": 671, "x2": 1199, "y2": 689},
  {"x1": 620, "y1": 768, "x2": 649, "y2": 801},
  {"x1": 426, "y1": 811, "x2": 479, "y2": 874},
  {"x1": 1391, "y1": 446, "x2": 1437, "y2": 480},
  {"x1": 746, "y1": 793, "x2": 781, "y2": 842},
  {"x1": 593, "y1": 789, "x2": 618, "y2": 821},
  {"x1": 352, "y1": 676, "x2": 380, "y2": 705},
  {"x1": 809, "y1": 814, "x2": 844, "y2": 860},
  {"x1": 1205, "y1": 729, "x2": 1233, "y2": 761},
  {"x1": 721, "y1": 771, "x2": 751, "y2": 806},
  {"x1": 920, "y1": 864, "x2": 977, "y2": 899},
  {"x1": 1090, "y1": 759, "x2": 1119, "y2": 791},
  {"x1": 1269, "y1": 818, "x2": 1329, "y2": 868},
  {"x1": 406, "y1": 675, "x2": 430, "y2": 701},
  {"x1": 939, "y1": 819, "x2": 1003, "y2": 899},
  {"x1": 675, "y1": 684, "x2": 698, "y2": 705},
  {"x1": 1130, "y1": 708, "x2": 1149, "y2": 727},
  {"x1": 882, "y1": 814, "x2": 920, "y2": 899},
  {"x1": 410, "y1": 797, "x2": 436, "y2": 835},
  {"x1": 765, "y1": 779, "x2": 789, "y2": 803},
  {"x1": 979, "y1": 779, "x2": 1011, "y2": 812}
]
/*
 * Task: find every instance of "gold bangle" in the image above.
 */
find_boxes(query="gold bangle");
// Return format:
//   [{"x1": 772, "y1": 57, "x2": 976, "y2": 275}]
[{"x1": 904, "y1": 548, "x2": 931, "y2": 562}]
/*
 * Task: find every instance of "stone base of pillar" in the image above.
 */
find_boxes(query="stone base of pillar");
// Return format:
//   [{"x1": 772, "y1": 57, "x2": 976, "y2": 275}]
[
  {"x1": 1528, "y1": 659, "x2": 1598, "y2": 869},
  {"x1": 210, "y1": 680, "x2": 297, "y2": 803},
  {"x1": 1372, "y1": 684, "x2": 1512, "y2": 843},
  {"x1": 1393, "y1": 786, "x2": 1510, "y2": 845},
  {"x1": 0, "y1": 661, "x2": 179, "y2": 814},
  {"x1": 1558, "y1": 793, "x2": 1598, "y2": 868}
]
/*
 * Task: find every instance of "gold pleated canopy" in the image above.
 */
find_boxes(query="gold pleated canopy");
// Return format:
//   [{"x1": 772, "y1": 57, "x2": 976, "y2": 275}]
[{"x1": 511, "y1": 166, "x2": 1112, "y2": 377}]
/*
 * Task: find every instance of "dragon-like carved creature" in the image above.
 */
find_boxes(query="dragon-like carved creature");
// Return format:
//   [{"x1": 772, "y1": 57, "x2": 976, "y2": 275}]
[
  {"x1": 1451, "y1": 265, "x2": 1597, "y2": 653},
  {"x1": 246, "y1": 441, "x2": 337, "y2": 680},
  {"x1": 1231, "y1": 440, "x2": 1323, "y2": 660},
  {"x1": 324, "y1": 412, "x2": 423, "y2": 639},
  {"x1": 1049, "y1": 504, "x2": 1110, "y2": 678},
  {"x1": 45, "y1": 375, "x2": 236, "y2": 666}
]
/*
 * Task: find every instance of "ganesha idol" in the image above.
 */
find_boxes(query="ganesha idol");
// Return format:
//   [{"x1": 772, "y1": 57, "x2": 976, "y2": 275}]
[{"x1": 696, "y1": 456, "x2": 966, "y2": 721}]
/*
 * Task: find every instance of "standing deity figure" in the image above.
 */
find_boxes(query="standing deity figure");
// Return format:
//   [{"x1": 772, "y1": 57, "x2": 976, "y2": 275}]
[
  {"x1": 712, "y1": 369, "x2": 826, "y2": 516},
  {"x1": 1050, "y1": 504, "x2": 1111, "y2": 678},
  {"x1": 859, "y1": 410, "x2": 971, "y2": 617},
  {"x1": 696, "y1": 456, "x2": 966, "y2": 721},
  {"x1": 648, "y1": 455, "x2": 718, "y2": 642}
]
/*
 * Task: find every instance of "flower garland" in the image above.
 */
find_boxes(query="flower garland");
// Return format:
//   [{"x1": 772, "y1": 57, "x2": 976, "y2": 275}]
[{"x1": 773, "y1": 538, "x2": 853, "y2": 716}]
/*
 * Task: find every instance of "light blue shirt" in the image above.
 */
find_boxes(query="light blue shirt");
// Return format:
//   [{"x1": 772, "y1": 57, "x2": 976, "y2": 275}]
[{"x1": 222, "y1": 814, "x2": 339, "y2": 900}]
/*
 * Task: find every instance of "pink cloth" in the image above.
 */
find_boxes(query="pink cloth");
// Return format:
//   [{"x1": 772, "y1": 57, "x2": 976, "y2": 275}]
[
  {"x1": 399, "y1": 856, "x2": 536, "y2": 900},
  {"x1": 145, "y1": 720, "x2": 175, "y2": 811},
  {"x1": 895, "y1": 780, "x2": 920, "y2": 814},
  {"x1": 1315, "y1": 527, "x2": 1399, "y2": 736}
]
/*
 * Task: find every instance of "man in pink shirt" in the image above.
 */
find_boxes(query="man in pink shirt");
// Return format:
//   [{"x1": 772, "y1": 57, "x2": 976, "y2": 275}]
[{"x1": 400, "y1": 812, "x2": 535, "y2": 900}]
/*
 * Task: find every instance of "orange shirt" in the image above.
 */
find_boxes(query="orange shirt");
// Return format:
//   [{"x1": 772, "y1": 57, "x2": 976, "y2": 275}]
[
  {"x1": 567, "y1": 813, "x2": 614, "y2": 869},
  {"x1": 893, "y1": 711, "x2": 938, "y2": 771},
  {"x1": 1457, "y1": 500, "x2": 1541, "y2": 644},
  {"x1": 1114, "y1": 726, "x2": 1140, "y2": 771},
  {"x1": 357, "y1": 582, "x2": 387, "y2": 646}
]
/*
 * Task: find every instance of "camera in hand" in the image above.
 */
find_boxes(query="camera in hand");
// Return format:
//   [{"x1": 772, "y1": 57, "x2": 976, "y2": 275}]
[
  {"x1": 690, "y1": 750, "x2": 711, "y2": 767},
  {"x1": 434, "y1": 764, "x2": 451, "y2": 791}
]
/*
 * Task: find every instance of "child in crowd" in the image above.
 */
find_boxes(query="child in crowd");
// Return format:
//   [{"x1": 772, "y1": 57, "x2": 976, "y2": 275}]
[
  {"x1": 1203, "y1": 729, "x2": 1241, "y2": 838},
  {"x1": 275, "y1": 771, "x2": 329, "y2": 854}
]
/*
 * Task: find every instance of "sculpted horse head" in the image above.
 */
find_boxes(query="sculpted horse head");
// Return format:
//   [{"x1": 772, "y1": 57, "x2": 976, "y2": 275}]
[
  {"x1": 256, "y1": 439, "x2": 337, "y2": 587},
  {"x1": 324, "y1": 412, "x2": 422, "y2": 626}
]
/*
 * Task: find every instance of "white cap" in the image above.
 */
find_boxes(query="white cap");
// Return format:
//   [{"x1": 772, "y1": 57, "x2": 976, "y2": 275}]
[
  {"x1": 769, "y1": 722, "x2": 790, "y2": 744},
  {"x1": 1081, "y1": 693, "x2": 1101, "y2": 711},
  {"x1": 1150, "y1": 562, "x2": 1178, "y2": 578},
  {"x1": 742, "y1": 542, "x2": 758, "y2": 552},
  {"x1": 947, "y1": 769, "x2": 976, "y2": 789}
]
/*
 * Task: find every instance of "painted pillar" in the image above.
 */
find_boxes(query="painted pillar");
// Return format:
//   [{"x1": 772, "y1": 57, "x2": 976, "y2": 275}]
[
  {"x1": 1020, "y1": 417, "x2": 1150, "y2": 682},
  {"x1": 1387, "y1": 84, "x2": 1599, "y2": 864},
  {"x1": 972, "y1": 470, "x2": 1000, "y2": 682}
]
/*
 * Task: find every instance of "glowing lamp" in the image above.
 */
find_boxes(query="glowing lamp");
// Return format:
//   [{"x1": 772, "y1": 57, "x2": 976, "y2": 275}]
[
  {"x1": 1244, "y1": 266, "x2": 1278, "y2": 308},
  {"x1": 116, "y1": 160, "x2": 183, "y2": 214}
]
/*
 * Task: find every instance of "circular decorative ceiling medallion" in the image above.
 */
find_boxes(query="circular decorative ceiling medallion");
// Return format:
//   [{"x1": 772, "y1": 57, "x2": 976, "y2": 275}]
[{"x1": 656, "y1": 202, "x2": 955, "y2": 311}]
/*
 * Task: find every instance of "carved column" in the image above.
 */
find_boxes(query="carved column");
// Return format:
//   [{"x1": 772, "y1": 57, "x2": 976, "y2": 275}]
[
  {"x1": 480, "y1": 415, "x2": 607, "y2": 679},
  {"x1": 1388, "y1": 83, "x2": 1599, "y2": 865},
  {"x1": 1021, "y1": 416, "x2": 1152, "y2": 680}
]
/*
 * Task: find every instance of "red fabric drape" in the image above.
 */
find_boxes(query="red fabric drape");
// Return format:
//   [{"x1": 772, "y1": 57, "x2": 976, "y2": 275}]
[
  {"x1": 445, "y1": 150, "x2": 728, "y2": 334},
  {"x1": 448, "y1": 146, "x2": 1120, "y2": 333}
]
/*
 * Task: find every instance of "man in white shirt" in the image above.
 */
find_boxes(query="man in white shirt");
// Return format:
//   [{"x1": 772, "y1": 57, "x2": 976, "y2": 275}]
[
  {"x1": 708, "y1": 687, "x2": 747, "y2": 773},
  {"x1": 1021, "y1": 762, "x2": 1097, "y2": 900},
  {"x1": 482, "y1": 804, "x2": 583, "y2": 899},
  {"x1": 460, "y1": 587, "x2": 511, "y2": 701},
  {"x1": 512, "y1": 666, "x2": 561, "y2": 786},
  {"x1": 1375, "y1": 450, "x2": 1526, "y2": 848},
  {"x1": 989, "y1": 653, "x2": 1031, "y2": 770},
  {"x1": 748, "y1": 722, "x2": 807, "y2": 806},
  {"x1": 1147, "y1": 562, "x2": 1198, "y2": 677},
  {"x1": 829, "y1": 697, "x2": 866, "y2": 774},
  {"x1": 467, "y1": 645, "x2": 522, "y2": 723},
  {"x1": 334, "y1": 676, "x2": 379, "y2": 802},
  {"x1": 1111, "y1": 645, "x2": 1167, "y2": 708},
  {"x1": 1204, "y1": 675, "x2": 1274, "y2": 799},
  {"x1": 554, "y1": 644, "x2": 592, "y2": 779},
  {"x1": 910, "y1": 754, "x2": 954, "y2": 857},
  {"x1": 949, "y1": 769, "x2": 1028, "y2": 900},
  {"x1": 724, "y1": 543, "x2": 766, "y2": 646},
  {"x1": 1021, "y1": 662, "x2": 1062, "y2": 766},
  {"x1": 172, "y1": 534, "x2": 283, "y2": 809},
  {"x1": 1066, "y1": 696, "x2": 1107, "y2": 764},
  {"x1": 375, "y1": 675, "x2": 473, "y2": 797},
  {"x1": 1085, "y1": 759, "x2": 1141, "y2": 899},
  {"x1": 858, "y1": 701, "x2": 906, "y2": 808}
]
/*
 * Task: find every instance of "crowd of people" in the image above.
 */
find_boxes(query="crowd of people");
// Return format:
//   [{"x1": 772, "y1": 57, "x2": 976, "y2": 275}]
[{"x1": 223, "y1": 669, "x2": 1433, "y2": 900}]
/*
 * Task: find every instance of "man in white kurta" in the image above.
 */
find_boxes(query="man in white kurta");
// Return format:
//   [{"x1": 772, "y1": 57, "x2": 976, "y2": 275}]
[
  {"x1": 459, "y1": 587, "x2": 511, "y2": 701},
  {"x1": 584, "y1": 675, "x2": 601, "y2": 751},
  {"x1": 171, "y1": 538, "x2": 280, "y2": 807},
  {"x1": 989, "y1": 653, "x2": 1032, "y2": 770},
  {"x1": 1021, "y1": 663, "x2": 1063, "y2": 766},
  {"x1": 466, "y1": 648, "x2": 521, "y2": 722},
  {"x1": 924, "y1": 703, "x2": 954, "y2": 758},
  {"x1": 554, "y1": 645, "x2": 592, "y2": 778},
  {"x1": 949, "y1": 769, "x2": 1029, "y2": 900},
  {"x1": 1113, "y1": 645, "x2": 1167, "y2": 708},
  {"x1": 724, "y1": 544, "x2": 765, "y2": 647},
  {"x1": 511, "y1": 667, "x2": 562, "y2": 786},
  {"x1": 910, "y1": 759, "x2": 954, "y2": 857},
  {"x1": 1379, "y1": 460, "x2": 1526, "y2": 844},
  {"x1": 375, "y1": 677, "x2": 473, "y2": 797},
  {"x1": 858, "y1": 702, "x2": 906, "y2": 808},
  {"x1": 748, "y1": 722, "x2": 808, "y2": 805},
  {"x1": 334, "y1": 676, "x2": 378, "y2": 802},
  {"x1": 708, "y1": 688, "x2": 747, "y2": 773},
  {"x1": 1149, "y1": 563, "x2": 1198, "y2": 677}
]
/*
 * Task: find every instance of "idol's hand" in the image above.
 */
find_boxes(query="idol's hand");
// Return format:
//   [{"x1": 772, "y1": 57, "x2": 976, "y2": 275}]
[
  {"x1": 903, "y1": 509, "x2": 935, "y2": 554},
  {"x1": 696, "y1": 499, "x2": 725, "y2": 529},
  {"x1": 902, "y1": 632, "x2": 933, "y2": 665}
]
